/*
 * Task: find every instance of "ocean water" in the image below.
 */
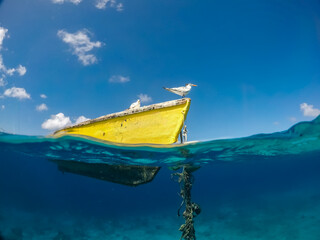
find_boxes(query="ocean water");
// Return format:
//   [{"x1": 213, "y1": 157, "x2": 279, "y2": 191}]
[{"x1": 0, "y1": 116, "x2": 320, "y2": 239}]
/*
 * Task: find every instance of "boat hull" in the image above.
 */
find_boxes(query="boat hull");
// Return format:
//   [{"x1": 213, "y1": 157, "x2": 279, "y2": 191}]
[
  {"x1": 54, "y1": 98, "x2": 191, "y2": 144},
  {"x1": 50, "y1": 160, "x2": 160, "y2": 186}
]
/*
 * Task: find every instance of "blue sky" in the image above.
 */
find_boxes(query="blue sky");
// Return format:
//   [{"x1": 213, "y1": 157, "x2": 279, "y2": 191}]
[{"x1": 0, "y1": 0, "x2": 320, "y2": 140}]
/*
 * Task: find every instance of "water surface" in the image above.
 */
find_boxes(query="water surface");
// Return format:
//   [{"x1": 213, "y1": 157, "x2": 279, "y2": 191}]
[{"x1": 0, "y1": 116, "x2": 320, "y2": 239}]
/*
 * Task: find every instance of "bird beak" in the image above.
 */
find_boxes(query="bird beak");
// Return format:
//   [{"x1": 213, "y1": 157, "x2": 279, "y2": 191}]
[{"x1": 191, "y1": 84, "x2": 197, "y2": 86}]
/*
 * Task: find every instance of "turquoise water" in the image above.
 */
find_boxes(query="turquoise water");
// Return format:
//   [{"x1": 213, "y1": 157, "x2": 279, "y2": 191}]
[
  {"x1": 1, "y1": 115, "x2": 320, "y2": 166},
  {"x1": 0, "y1": 116, "x2": 320, "y2": 239}
]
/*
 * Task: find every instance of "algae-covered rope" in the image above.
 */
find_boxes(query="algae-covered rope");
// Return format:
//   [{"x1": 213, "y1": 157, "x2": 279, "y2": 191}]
[{"x1": 172, "y1": 167, "x2": 201, "y2": 240}]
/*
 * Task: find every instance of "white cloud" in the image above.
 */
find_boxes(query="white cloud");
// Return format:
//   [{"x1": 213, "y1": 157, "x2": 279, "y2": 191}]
[
  {"x1": 0, "y1": 55, "x2": 7, "y2": 73},
  {"x1": 116, "y1": 3, "x2": 123, "y2": 11},
  {"x1": 0, "y1": 28, "x2": 27, "y2": 83},
  {"x1": 95, "y1": 0, "x2": 112, "y2": 9},
  {"x1": 52, "y1": 0, "x2": 82, "y2": 5},
  {"x1": 300, "y1": 103, "x2": 320, "y2": 117},
  {"x1": 75, "y1": 115, "x2": 90, "y2": 124},
  {"x1": 95, "y1": 0, "x2": 123, "y2": 11},
  {"x1": 51, "y1": 0, "x2": 123, "y2": 10},
  {"x1": 6, "y1": 67, "x2": 16, "y2": 76},
  {"x1": 109, "y1": 75, "x2": 130, "y2": 83},
  {"x1": 0, "y1": 27, "x2": 8, "y2": 50},
  {"x1": 138, "y1": 93, "x2": 152, "y2": 103},
  {"x1": 1, "y1": 63, "x2": 27, "y2": 77},
  {"x1": 1, "y1": 105, "x2": 4, "y2": 110},
  {"x1": 16, "y1": 65, "x2": 27, "y2": 76},
  {"x1": 42, "y1": 113, "x2": 72, "y2": 130},
  {"x1": 36, "y1": 103, "x2": 48, "y2": 112},
  {"x1": 4, "y1": 87, "x2": 31, "y2": 100},
  {"x1": 40, "y1": 94, "x2": 47, "y2": 99},
  {"x1": 0, "y1": 76, "x2": 6, "y2": 86},
  {"x1": 69, "y1": 0, "x2": 82, "y2": 4},
  {"x1": 41, "y1": 113, "x2": 90, "y2": 131},
  {"x1": 273, "y1": 121, "x2": 279, "y2": 125},
  {"x1": 57, "y1": 29, "x2": 103, "y2": 66}
]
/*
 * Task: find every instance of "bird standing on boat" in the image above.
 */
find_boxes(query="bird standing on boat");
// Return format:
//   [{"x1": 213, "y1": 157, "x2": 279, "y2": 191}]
[
  {"x1": 163, "y1": 83, "x2": 197, "y2": 97},
  {"x1": 129, "y1": 99, "x2": 141, "y2": 109}
]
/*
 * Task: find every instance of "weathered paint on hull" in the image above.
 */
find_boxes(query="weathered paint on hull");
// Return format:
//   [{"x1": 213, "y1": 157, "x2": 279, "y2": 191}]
[{"x1": 54, "y1": 98, "x2": 191, "y2": 144}]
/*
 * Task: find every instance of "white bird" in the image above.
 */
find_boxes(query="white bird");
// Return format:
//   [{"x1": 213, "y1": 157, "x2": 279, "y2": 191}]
[
  {"x1": 163, "y1": 83, "x2": 197, "y2": 97},
  {"x1": 129, "y1": 99, "x2": 141, "y2": 109}
]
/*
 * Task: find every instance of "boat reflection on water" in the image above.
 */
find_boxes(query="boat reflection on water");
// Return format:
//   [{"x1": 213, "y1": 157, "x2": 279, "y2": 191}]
[{"x1": 50, "y1": 159, "x2": 160, "y2": 187}]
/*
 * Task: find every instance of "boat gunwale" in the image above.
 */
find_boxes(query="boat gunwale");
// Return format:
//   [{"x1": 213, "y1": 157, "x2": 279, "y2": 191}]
[{"x1": 54, "y1": 98, "x2": 190, "y2": 134}]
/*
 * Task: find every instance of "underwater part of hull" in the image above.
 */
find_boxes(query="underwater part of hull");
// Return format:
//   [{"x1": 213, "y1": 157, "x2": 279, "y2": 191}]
[{"x1": 50, "y1": 159, "x2": 160, "y2": 187}]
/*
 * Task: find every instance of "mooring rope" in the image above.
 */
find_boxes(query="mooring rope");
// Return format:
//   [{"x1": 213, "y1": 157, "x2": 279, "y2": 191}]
[{"x1": 172, "y1": 167, "x2": 201, "y2": 240}]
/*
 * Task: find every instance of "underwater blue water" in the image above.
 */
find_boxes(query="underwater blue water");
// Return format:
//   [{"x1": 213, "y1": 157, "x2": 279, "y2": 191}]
[{"x1": 0, "y1": 116, "x2": 320, "y2": 239}]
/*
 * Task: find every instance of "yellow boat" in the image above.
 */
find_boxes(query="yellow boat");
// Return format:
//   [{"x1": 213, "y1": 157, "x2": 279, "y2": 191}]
[{"x1": 54, "y1": 98, "x2": 191, "y2": 144}]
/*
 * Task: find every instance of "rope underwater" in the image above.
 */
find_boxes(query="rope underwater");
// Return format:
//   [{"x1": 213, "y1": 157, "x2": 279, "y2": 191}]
[{"x1": 172, "y1": 167, "x2": 201, "y2": 240}]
